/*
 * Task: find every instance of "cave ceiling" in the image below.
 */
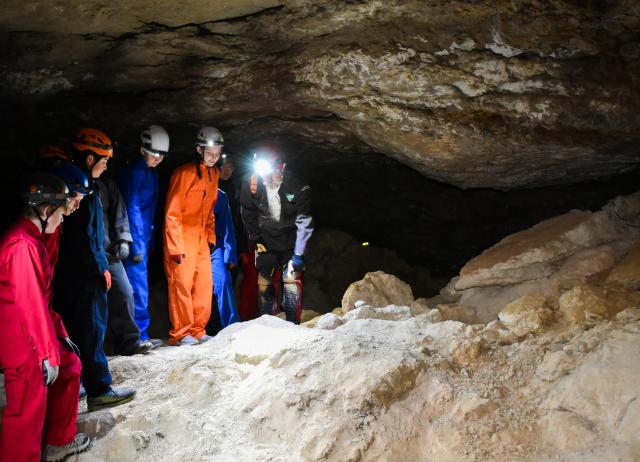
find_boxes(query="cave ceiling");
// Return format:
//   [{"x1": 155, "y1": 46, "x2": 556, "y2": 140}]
[{"x1": 1, "y1": 0, "x2": 639, "y2": 188}]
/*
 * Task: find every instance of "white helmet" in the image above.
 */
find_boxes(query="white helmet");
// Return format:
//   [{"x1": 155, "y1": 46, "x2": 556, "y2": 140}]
[
  {"x1": 196, "y1": 126, "x2": 224, "y2": 147},
  {"x1": 141, "y1": 125, "x2": 169, "y2": 157}
]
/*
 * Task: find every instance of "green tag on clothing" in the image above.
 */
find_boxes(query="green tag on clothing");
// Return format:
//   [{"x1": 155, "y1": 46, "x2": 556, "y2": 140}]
[{"x1": 286, "y1": 194, "x2": 295, "y2": 202}]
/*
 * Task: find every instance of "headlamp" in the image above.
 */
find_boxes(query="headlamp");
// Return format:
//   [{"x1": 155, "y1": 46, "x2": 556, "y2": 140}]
[{"x1": 255, "y1": 158, "x2": 274, "y2": 177}]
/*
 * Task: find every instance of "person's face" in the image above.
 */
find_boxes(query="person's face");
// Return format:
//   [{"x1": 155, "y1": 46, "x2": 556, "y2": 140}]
[
  {"x1": 87, "y1": 155, "x2": 109, "y2": 178},
  {"x1": 265, "y1": 165, "x2": 285, "y2": 186},
  {"x1": 65, "y1": 192, "x2": 85, "y2": 216},
  {"x1": 43, "y1": 205, "x2": 65, "y2": 234},
  {"x1": 220, "y1": 161, "x2": 234, "y2": 181},
  {"x1": 198, "y1": 146, "x2": 222, "y2": 168},
  {"x1": 142, "y1": 148, "x2": 164, "y2": 168}
]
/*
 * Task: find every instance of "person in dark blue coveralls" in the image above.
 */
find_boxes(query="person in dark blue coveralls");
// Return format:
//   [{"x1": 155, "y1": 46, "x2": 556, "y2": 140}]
[
  {"x1": 208, "y1": 189, "x2": 240, "y2": 334},
  {"x1": 117, "y1": 125, "x2": 168, "y2": 345},
  {"x1": 54, "y1": 128, "x2": 135, "y2": 412}
]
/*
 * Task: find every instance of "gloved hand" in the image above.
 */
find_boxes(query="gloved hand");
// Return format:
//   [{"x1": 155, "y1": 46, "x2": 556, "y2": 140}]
[
  {"x1": 131, "y1": 253, "x2": 144, "y2": 264},
  {"x1": 60, "y1": 336, "x2": 80, "y2": 356},
  {"x1": 290, "y1": 253, "x2": 304, "y2": 271},
  {"x1": 42, "y1": 359, "x2": 59, "y2": 386},
  {"x1": 104, "y1": 270, "x2": 112, "y2": 291},
  {"x1": 114, "y1": 241, "x2": 130, "y2": 261},
  {"x1": 255, "y1": 241, "x2": 267, "y2": 254},
  {"x1": 171, "y1": 254, "x2": 183, "y2": 264}
]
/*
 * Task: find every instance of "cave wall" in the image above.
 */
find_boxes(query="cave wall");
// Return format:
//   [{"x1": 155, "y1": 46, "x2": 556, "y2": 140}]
[{"x1": 1, "y1": 0, "x2": 639, "y2": 189}]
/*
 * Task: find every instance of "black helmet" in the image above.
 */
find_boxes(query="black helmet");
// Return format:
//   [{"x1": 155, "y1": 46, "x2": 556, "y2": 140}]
[{"x1": 22, "y1": 172, "x2": 71, "y2": 207}]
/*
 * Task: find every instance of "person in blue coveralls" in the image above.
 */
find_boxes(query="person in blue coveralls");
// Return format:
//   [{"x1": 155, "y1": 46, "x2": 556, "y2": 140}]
[
  {"x1": 117, "y1": 125, "x2": 168, "y2": 346},
  {"x1": 207, "y1": 188, "x2": 240, "y2": 335}
]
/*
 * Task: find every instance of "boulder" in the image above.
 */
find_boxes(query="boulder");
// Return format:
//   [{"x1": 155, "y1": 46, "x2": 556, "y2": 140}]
[
  {"x1": 456, "y1": 206, "x2": 638, "y2": 291},
  {"x1": 436, "y1": 303, "x2": 479, "y2": 325},
  {"x1": 498, "y1": 294, "x2": 554, "y2": 338},
  {"x1": 558, "y1": 284, "x2": 640, "y2": 323},
  {"x1": 300, "y1": 309, "x2": 322, "y2": 324},
  {"x1": 605, "y1": 240, "x2": 640, "y2": 290},
  {"x1": 341, "y1": 271, "x2": 414, "y2": 313}
]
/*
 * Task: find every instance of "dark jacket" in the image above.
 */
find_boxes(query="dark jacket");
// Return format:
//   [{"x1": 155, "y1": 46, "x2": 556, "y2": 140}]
[
  {"x1": 57, "y1": 179, "x2": 108, "y2": 278},
  {"x1": 95, "y1": 177, "x2": 133, "y2": 261},
  {"x1": 240, "y1": 172, "x2": 313, "y2": 255}
]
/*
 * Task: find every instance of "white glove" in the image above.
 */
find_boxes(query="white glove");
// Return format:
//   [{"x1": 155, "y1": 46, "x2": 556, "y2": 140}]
[{"x1": 42, "y1": 359, "x2": 59, "y2": 386}]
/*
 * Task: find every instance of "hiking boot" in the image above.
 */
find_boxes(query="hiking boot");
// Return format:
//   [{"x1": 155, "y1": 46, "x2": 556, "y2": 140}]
[
  {"x1": 42, "y1": 432, "x2": 90, "y2": 461},
  {"x1": 87, "y1": 387, "x2": 136, "y2": 412},
  {"x1": 177, "y1": 335, "x2": 198, "y2": 346},
  {"x1": 132, "y1": 340, "x2": 155, "y2": 355},
  {"x1": 198, "y1": 334, "x2": 213, "y2": 344}
]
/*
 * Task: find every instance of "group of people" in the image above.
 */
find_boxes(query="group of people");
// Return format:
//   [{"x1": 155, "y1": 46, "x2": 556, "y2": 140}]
[{"x1": 0, "y1": 125, "x2": 314, "y2": 461}]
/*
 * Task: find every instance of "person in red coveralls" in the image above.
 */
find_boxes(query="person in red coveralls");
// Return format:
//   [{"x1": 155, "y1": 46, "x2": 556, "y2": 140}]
[{"x1": 0, "y1": 173, "x2": 90, "y2": 462}]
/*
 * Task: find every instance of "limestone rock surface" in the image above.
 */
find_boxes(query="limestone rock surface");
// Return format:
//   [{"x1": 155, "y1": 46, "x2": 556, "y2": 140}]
[
  {"x1": 498, "y1": 294, "x2": 554, "y2": 337},
  {"x1": 53, "y1": 307, "x2": 640, "y2": 462}
]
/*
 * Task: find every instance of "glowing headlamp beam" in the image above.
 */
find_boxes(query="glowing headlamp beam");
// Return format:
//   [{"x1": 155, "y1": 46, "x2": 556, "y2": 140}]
[{"x1": 255, "y1": 158, "x2": 274, "y2": 177}]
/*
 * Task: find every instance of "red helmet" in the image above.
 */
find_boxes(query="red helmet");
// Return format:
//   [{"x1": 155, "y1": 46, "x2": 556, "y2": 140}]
[
  {"x1": 72, "y1": 128, "x2": 114, "y2": 157},
  {"x1": 38, "y1": 144, "x2": 70, "y2": 161}
]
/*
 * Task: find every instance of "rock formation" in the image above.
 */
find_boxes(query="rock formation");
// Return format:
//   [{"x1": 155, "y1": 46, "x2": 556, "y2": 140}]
[{"x1": 427, "y1": 191, "x2": 640, "y2": 324}]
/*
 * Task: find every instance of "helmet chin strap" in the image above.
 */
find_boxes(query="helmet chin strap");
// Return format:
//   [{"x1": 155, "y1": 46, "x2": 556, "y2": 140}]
[{"x1": 31, "y1": 206, "x2": 51, "y2": 234}]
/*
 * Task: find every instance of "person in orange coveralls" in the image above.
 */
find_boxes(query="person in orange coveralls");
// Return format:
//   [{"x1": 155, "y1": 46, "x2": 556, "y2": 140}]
[
  {"x1": 164, "y1": 126, "x2": 222, "y2": 346},
  {"x1": 0, "y1": 173, "x2": 90, "y2": 462}
]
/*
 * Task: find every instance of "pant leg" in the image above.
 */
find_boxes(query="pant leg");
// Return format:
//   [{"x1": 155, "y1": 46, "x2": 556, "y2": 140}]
[
  {"x1": 191, "y1": 241, "x2": 213, "y2": 339},
  {"x1": 282, "y1": 278, "x2": 302, "y2": 325},
  {"x1": 211, "y1": 248, "x2": 240, "y2": 329},
  {"x1": 0, "y1": 360, "x2": 47, "y2": 462},
  {"x1": 165, "y1": 250, "x2": 197, "y2": 344},
  {"x1": 256, "y1": 252, "x2": 279, "y2": 317},
  {"x1": 107, "y1": 260, "x2": 141, "y2": 354},
  {"x1": 124, "y1": 248, "x2": 151, "y2": 340},
  {"x1": 43, "y1": 344, "x2": 81, "y2": 446},
  {"x1": 238, "y1": 248, "x2": 259, "y2": 321},
  {"x1": 63, "y1": 278, "x2": 112, "y2": 397}
]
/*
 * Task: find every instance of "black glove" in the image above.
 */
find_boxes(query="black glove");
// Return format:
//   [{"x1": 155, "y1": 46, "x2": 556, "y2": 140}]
[
  {"x1": 114, "y1": 241, "x2": 130, "y2": 261},
  {"x1": 131, "y1": 253, "x2": 144, "y2": 264},
  {"x1": 208, "y1": 242, "x2": 215, "y2": 254},
  {"x1": 60, "y1": 336, "x2": 81, "y2": 356}
]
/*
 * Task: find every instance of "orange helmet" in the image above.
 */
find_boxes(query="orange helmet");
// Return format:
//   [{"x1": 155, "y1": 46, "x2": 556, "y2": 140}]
[
  {"x1": 38, "y1": 144, "x2": 70, "y2": 161},
  {"x1": 72, "y1": 128, "x2": 114, "y2": 157}
]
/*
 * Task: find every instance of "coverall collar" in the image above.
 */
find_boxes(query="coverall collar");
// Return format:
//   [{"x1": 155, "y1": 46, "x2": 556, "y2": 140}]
[{"x1": 19, "y1": 215, "x2": 45, "y2": 238}]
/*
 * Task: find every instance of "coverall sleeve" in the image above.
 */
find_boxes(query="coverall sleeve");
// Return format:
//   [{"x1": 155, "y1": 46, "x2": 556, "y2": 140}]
[
  {"x1": 164, "y1": 168, "x2": 189, "y2": 256},
  {"x1": 49, "y1": 310, "x2": 68, "y2": 338},
  {"x1": 240, "y1": 177, "x2": 262, "y2": 243},
  {"x1": 215, "y1": 192, "x2": 237, "y2": 264},
  {"x1": 120, "y1": 167, "x2": 146, "y2": 257},
  {"x1": 109, "y1": 179, "x2": 133, "y2": 244},
  {"x1": 206, "y1": 169, "x2": 219, "y2": 246},
  {"x1": 294, "y1": 182, "x2": 314, "y2": 256},
  {"x1": 11, "y1": 244, "x2": 61, "y2": 367},
  {"x1": 85, "y1": 193, "x2": 109, "y2": 276}
]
